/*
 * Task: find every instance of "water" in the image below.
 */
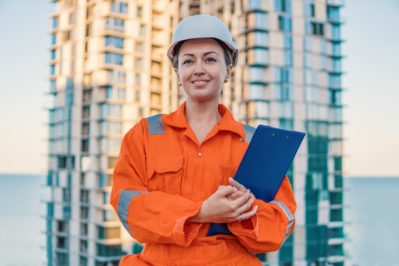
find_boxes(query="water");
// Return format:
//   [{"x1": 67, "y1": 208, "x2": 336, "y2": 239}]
[
  {"x1": 345, "y1": 177, "x2": 399, "y2": 266},
  {"x1": 0, "y1": 174, "x2": 398, "y2": 266},
  {"x1": 0, "y1": 174, "x2": 43, "y2": 266}
]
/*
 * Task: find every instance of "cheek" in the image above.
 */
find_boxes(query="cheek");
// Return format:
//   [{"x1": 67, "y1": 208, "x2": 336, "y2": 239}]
[{"x1": 178, "y1": 69, "x2": 191, "y2": 82}]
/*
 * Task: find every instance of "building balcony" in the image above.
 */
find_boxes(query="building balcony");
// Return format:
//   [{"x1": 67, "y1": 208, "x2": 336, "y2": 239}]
[{"x1": 327, "y1": 0, "x2": 344, "y2": 6}]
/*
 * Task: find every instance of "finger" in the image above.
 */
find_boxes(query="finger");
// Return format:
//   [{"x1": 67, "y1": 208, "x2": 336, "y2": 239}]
[
  {"x1": 229, "y1": 178, "x2": 246, "y2": 191},
  {"x1": 238, "y1": 205, "x2": 258, "y2": 221},
  {"x1": 236, "y1": 193, "x2": 255, "y2": 214},
  {"x1": 227, "y1": 190, "x2": 244, "y2": 200},
  {"x1": 231, "y1": 189, "x2": 251, "y2": 208},
  {"x1": 217, "y1": 185, "x2": 237, "y2": 196}
]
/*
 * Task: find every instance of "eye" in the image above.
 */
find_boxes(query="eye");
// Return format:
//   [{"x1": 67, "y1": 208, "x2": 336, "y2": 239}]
[
  {"x1": 182, "y1": 59, "x2": 193, "y2": 65},
  {"x1": 205, "y1": 57, "x2": 217, "y2": 63}
]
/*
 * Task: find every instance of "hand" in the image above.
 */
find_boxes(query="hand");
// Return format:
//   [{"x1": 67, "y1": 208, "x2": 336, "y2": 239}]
[
  {"x1": 190, "y1": 184, "x2": 257, "y2": 224},
  {"x1": 228, "y1": 177, "x2": 258, "y2": 221}
]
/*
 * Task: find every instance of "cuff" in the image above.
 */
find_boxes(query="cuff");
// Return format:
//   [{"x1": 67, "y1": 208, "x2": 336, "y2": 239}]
[
  {"x1": 173, "y1": 201, "x2": 203, "y2": 247},
  {"x1": 228, "y1": 211, "x2": 259, "y2": 239}
]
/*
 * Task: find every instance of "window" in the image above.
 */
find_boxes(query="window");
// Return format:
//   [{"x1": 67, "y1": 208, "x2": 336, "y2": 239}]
[
  {"x1": 275, "y1": 0, "x2": 291, "y2": 13},
  {"x1": 136, "y1": 41, "x2": 144, "y2": 52},
  {"x1": 52, "y1": 16, "x2": 59, "y2": 29},
  {"x1": 62, "y1": 188, "x2": 71, "y2": 202},
  {"x1": 105, "y1": 17, "x2": 125, "y2": 32},
  {"x1": 103, "y1": 209, "x2": 118, "y2": 222},
  {"x1": 100, "y1": 104, "x2": 122, "y2": 119},
  {"x1": 100, "y1": 121, "x2": 122, "y2": 136},
  {"x1": 278, "y1": 15, "x2": 292, "y2": 32},
  {"x1": 249, "y1": 66, "x2": 265, "y2": 83},
  {"x1": 63, "y1": 30, "x2": 71, "y2": 41},
  {"x1": 96, "y1": 244, "x2": 124, "y2": 257},
  {"x1": 249, "y1": 0, "x2": 263, "y2": 9},
  {"x1": 283, "y1": 34, "x2": 292, "y2": 49},
  {"x1": 103, "y1": 86, "x2": 125, "y2": 100},
  {"x1": 51, "y1": 33, "x2": 57, "y2": 45},
  {"x1": 248, "y1": 12, "x2": 267, "y2": 30},
  {"x1": 82, "y1": 89, "x2": 92, "y2": 103},
  {"x1": 105, "y1": 52, "x2": 123, "y2": 65},
  {"x1": 328, "y1": 74, "x2": 341, "y2": 88},
  {"x1": 332, "y1": 42, "x2": 341, "y2": 55},
  {"x1": 136, "y1": 5, "x2": 143, "y2": 17},
  {"x1": 247, "y1": 31, "x2": 268, "y2": 47},
  {"x1": 305, "y1": 3, "x2": 315, "y2": 17},
  {"x1": 276, "y1": 67, "x2": 291, "y2": 83},
  {"x1": 311, "y1": 22, "x2": 324, "y2": 36},
  {"x1": 331, "y1": 24, "x2": 341, "y2": 39},
  {"x1": 249, "y1": 84, "x2": 264, "y2": 99},
  {"x1": 98, "y1": 226, "x2": 120, "y2": 239},
  {"x1": 111, "y1": 1, "x2": 128, "y2": 14},
  {"x1": 100, "y1": 139, "x2": 121, "y2": 154},
  {"x1": 329, "y1": 89, "x2": 342, "y2": 105},
  {"x1": 105, "y1": 36, "x2": 124, "y2": 49},
  {"x1": 81, "y1": 189, "x2": 89, "y2": 203},
  {"x1": 279, "y1": 118, "x2": 293, "y2": 130},
  {"x1": 81, "y1": 139, "x2": 89, "y2": 153},
  {"x1": 108, "y1": 70, "x2": 126, "y2": 83},
  {"x1": 248, "y1": 48, "x2": 268, "y2": 65},
  {"x1": 50, "y1": 80, "x2": 56, "y2": 92},
  {"x1": 80, "y1": 206, "x2": 89, "y2": 220},
  {"x1": 280, "y1": 86, "x2": 291, "y2": 101},
  {"x1": 50, "y1": 64, "x2": 55, "y2": 76},
  {"x1": 332, "y1": 58, "x2": 341, "y2": 72},
  {"x1": 50, "y1": 50, "x2": 56, "y2": 61},
  {"x1": 284, "y1": 50, "x2": 292, "y2": 65},
  {"x1": 57, "y1": 221, "x2": 67, "y2": 233},
  {"x1": 327, "y1": 6, "x2": 340, "y2": 22},
  {"x1": 82, "y1": 106, "x2": 90, "y2": 120}
]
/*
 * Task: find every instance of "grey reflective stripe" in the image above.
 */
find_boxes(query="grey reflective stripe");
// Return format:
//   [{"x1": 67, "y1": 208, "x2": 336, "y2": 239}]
[
  {"x1": 118, "y1": 190, "x2": 145, "y2": 234},
  {"x1": 147, "y1": 114, "x2": 165, "y2": 135},
  {"x1": 271, "y1": 200, "x2": 294, "y2": 236},
  {"x1": 244, "y1": 124, "x2": 255, "y2": 143}
]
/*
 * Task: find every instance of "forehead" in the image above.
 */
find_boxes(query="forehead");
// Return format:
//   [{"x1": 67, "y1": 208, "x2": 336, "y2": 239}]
[{"x1": 179, "y1": 38, "x2": 223, "y2": 56}]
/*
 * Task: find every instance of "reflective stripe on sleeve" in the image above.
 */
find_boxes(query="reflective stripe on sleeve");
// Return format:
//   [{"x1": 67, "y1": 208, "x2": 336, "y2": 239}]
[
  {"x1": 270, "y1": 200, "x2": 294, "y2": 236},
  {"x1": 118, "y1": 190, "x2": 146, "y2": 234}
]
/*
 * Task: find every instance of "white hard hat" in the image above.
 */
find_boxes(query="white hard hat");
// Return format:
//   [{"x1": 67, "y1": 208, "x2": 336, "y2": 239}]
[{"x1": 167, "y1": 14, "x2": 238, "y2": 66}]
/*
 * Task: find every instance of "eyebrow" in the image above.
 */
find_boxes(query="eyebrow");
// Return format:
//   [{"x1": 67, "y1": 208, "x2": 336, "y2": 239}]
[{"x1": 181, "y1": 51, "x2": 219, "y2": 57}]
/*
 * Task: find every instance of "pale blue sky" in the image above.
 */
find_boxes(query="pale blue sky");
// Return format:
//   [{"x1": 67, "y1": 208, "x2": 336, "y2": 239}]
[{"x1": 0, "y1": 0, "x2": 398, "y2": 176}]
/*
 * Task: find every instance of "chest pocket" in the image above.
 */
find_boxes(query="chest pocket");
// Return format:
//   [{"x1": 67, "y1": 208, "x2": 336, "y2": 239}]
[{"x1": 147, "y1": 155, "x2": 184, "y2": 195}]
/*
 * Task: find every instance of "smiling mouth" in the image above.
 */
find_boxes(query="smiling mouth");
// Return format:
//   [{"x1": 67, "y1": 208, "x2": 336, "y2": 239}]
[{"x1": 192, "y1": 80, "x2": 209, "y2": 87}]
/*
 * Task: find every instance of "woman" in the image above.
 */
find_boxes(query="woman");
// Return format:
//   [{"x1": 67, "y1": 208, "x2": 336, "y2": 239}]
[{"x1": 111, "y1": 14, "x2": 296, "y2": 265}]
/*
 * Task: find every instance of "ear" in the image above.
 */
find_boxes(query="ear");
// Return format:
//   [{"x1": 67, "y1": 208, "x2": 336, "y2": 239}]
[
  {"x1": 174, "y1": 68, "x2": 182, "y2": 85},
  {"x1": 224, "y1": 64, "x2": 233, "y2": 83}
]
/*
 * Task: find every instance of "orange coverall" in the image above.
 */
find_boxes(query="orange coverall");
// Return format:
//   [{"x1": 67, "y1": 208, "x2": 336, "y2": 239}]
[{"x1": 111, "y1": 102, "x2": 296, "y2": 265}]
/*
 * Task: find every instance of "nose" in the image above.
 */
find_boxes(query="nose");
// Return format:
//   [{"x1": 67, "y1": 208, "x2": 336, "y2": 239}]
[{"x1": 193, "y1": 62, "x2": 205, "y2": 75}]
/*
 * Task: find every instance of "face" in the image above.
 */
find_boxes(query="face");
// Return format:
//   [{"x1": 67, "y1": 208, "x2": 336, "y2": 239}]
[{"x1": 175, "y1": 38, "x2": 232, "y2": 103}]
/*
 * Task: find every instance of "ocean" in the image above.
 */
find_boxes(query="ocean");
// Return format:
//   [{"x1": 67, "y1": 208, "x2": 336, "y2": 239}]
[{"x1": 0, "y1": 174, "x2": 398, "y2": 266}]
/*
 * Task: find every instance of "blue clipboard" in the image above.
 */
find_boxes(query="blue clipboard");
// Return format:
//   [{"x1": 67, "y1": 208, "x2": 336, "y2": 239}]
[{"x1": 207, "y1": 125, "x2": 305, "y2": 236}]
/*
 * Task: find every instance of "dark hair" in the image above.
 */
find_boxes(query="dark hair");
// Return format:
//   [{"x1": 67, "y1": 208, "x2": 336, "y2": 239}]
[{"x1": 172, "y1": 38, "x2": 234, "y2": 70}]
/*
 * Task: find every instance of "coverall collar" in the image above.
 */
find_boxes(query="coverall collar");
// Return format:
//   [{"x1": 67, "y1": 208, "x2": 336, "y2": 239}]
[{"x1": 161, "y1": 101, "x2": 245, "y2": 139}]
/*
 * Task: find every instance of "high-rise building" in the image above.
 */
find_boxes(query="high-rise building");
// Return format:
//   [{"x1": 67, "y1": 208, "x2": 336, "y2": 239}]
[{"x1": 46, "y1": 0, "x2": 345, "y2": 265}]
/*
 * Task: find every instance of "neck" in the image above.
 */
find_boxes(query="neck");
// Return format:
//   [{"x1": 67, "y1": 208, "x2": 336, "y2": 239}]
[{"x1": 185, "y1": 99, "x2": 221, "y2": 126}]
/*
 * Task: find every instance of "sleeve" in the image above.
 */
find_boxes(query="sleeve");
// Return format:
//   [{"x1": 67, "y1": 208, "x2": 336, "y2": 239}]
[
  {"x1": 110, "y1": 121, "x2": 204, "y2": 247},
  {"x1": 227, "y1": 176, "x2": 297, "y2": 253}
]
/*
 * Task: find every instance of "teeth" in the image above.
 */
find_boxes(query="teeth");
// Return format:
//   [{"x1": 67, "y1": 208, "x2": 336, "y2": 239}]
[{"x1": 193, "y1": 81, "x2": 208, "y2": 86}]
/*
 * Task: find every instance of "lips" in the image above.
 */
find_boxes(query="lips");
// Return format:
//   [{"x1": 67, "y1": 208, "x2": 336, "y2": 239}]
[{"x1": 192, "y1": 80, "x2": 209, "y2": 87}]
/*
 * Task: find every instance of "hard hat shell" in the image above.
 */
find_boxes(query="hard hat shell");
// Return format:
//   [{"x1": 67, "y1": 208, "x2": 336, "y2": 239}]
[{"x1": 167, "y1": 14, "x2": 238, "y2": 67}]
